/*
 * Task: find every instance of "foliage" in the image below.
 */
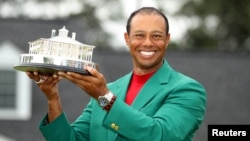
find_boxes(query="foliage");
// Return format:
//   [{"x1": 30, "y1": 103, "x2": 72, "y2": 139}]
[
  {"x1": 174, "y1": 0, "x2": 250, "y2": 51},
  {"x1": 0, "y1": 0, "x2": 125, "y2": 49}
]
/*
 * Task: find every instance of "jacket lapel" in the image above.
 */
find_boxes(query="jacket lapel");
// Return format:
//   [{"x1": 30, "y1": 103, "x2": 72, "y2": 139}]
[
  {"x1": 131, "y1": 60, "x2": 171, "y2": 110},
  {"x1": 109, "y1": 60, "x2": 172, "y2": 141},
  {"x1": 110, "y1": 72, "x2": 133, "y2": 101}
]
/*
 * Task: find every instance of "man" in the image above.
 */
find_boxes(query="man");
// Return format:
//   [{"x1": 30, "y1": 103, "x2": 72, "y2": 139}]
[{"x1": 27, "y1": 7, "x2": 206, "y2": 141}]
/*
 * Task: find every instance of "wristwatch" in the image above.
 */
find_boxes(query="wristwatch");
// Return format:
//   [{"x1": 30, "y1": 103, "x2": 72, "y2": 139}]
[{"x1": 98, "y1": 91, "x2": 114, "y2": 107}]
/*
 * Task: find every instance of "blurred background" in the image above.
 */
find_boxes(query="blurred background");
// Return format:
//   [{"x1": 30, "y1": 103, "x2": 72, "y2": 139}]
[{"x1": 0, "y1": 0, "x2": 249, "y2": 140}]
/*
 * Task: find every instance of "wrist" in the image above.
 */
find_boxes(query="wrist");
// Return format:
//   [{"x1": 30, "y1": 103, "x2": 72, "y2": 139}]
[
  {"x1": 48, "y1": 96, "x2": 60, "y2": 102},
  {"x1": 47, "y1": 97, "x2": 62, "y2": 122},
  {"x1": 98, "y1": 91, "x2": 116, "y2": 111},
  {"x1": 103, "y1": 95, "x2": 116, "y2": 111}
]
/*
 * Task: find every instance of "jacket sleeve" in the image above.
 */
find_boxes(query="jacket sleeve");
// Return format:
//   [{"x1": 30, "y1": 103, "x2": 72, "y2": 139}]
[
  {"x1": 39, "y1": 100, "x2": 93, "y2": 141},
  {"x1": 102, "y1": 80, "x2": 206, "y2": 141}
]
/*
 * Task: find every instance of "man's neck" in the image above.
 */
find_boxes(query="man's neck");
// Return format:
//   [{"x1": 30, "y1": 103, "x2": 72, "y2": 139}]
[{"x1": 133, "y1": 60, "x2": 163, "y2": 75}]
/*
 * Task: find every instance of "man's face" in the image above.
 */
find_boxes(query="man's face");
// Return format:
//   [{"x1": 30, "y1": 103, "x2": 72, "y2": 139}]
[{"x1": 124, "y1": 13, "x2": 170, "y2": 73}]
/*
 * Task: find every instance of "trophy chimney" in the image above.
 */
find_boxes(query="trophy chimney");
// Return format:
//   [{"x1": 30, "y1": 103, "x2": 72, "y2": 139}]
[
  {"x1": 51, "y1": 29, "x2": 56, "y2": 37},
  {"x1": 72, "y1": 32, "x2": 76, "y2": 40}
]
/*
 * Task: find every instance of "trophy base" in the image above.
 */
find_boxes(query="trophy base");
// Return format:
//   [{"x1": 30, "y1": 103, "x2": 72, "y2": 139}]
[{"x1": 14, "y1": 63, "x2": 91, "y2": 75}]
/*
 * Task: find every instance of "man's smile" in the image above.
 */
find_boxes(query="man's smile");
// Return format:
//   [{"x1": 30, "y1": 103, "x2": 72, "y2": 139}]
[{"x1": 139, "y1": 50, "x2": 156, "y2": 58}]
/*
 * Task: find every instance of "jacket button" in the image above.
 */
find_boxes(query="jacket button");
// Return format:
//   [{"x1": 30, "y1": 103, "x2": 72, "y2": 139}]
[
  {"x1": 114, "y1": 125, "x2": 119, "y2": 131},
  {"x1": 111, "y1": 123, "x2": 116, "y2": 129},
  {"x1": 111, "y1": 123, "x2": 119, "y2": 131}
]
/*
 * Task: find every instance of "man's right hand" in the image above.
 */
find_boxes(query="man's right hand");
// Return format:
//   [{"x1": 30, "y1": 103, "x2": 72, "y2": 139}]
[
  {"x1": 26, "y1": 72, "x2": 61, "y2": 100},
  {"x1": 26, "y1": 72, "x2": 63, "y2": 122}
]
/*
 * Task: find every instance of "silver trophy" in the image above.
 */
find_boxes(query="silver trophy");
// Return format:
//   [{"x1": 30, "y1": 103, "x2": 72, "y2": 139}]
[{"x1": 14, "y1": 26, "x2": 98, "y2": 75}]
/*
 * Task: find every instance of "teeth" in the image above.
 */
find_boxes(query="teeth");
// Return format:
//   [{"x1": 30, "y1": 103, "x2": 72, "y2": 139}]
[{"x1": 140, "y1": 51, "x2": 155, "y2": 56}]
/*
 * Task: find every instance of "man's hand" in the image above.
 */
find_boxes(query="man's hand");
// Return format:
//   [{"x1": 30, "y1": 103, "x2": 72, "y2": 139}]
[
  {"x1": 26, "y1": 72, "x2": 63, "y2": 122},
  {"x1": 26, "y1": 72, "x2": 61, "y2": 100},
  {"x1": 58, "y1": 66, "x2": 109, "y2": 100}
]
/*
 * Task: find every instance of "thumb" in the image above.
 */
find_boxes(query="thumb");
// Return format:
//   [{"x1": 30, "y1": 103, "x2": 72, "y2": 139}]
[{"x1": 85, "y1": 66, "x2": 98, "y2": 77}]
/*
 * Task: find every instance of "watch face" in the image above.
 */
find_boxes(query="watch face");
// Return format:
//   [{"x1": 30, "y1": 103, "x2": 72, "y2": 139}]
[{"x1": 99, "y1": 97, "x2": 109, "y2": 107}]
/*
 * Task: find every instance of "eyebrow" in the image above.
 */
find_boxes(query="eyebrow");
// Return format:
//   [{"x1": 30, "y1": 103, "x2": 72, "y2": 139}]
[{"x1": 132, "y1": 30, "x2": 164, "y2": 34}]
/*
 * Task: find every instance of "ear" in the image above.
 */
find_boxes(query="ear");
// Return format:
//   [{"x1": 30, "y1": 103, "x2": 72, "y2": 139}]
[
  {"x1": 165, "y1": 33, "x2": 171, "y2": 48},
  {"x1": 124, "y1": 32, "x2": 130, "y2": 46},
  {"x1": 166, "y1": 33, "x2": 170, "y2": 43}
]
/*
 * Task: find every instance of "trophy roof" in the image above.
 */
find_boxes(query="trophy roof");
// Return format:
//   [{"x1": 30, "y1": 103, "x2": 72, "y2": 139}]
[
  {"x1": 48, "y1": 36, "x2": 94, "y2": 47},
  {"x1": 30, "y1": 26, "x2": 95, "y2": 48}
]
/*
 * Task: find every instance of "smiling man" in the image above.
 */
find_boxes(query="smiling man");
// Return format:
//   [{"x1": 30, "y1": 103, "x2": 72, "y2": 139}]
[
  {"x1": 26, "y1": 7, "x2": 207, "y2": 141},
  {"x1": 124, "y1": 9, "x2": 169, "y2": 74}
]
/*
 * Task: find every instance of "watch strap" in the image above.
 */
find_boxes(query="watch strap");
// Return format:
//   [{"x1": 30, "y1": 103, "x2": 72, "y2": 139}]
[{"x1": 103, "y1": 95, "x2": 117, "y2": 111}]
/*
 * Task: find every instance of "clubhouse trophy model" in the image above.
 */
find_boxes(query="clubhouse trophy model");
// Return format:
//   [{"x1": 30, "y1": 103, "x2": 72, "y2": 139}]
[{"x1": 14, "y1": 26, "x2": 98, "y2": 75}]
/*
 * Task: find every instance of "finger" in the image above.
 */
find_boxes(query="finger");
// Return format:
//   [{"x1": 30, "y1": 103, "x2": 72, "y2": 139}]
[
  {"x1": 26, "y1": 71, "x2": 40, "y2": 82},
  {"x1": 64, "y1": 72, "x2": 86, "y2": 83},
  {"x1": 58, "y1": 71, "x2": 69, "y2": 79},
  {"x1": 52, "y1": 74, "x2": 62, "y2": 83},
  {"x1": 40, "y1": 75, "x2": 48, "y2": 81},
  {"x1": 38, "y1": 74, "x2": 60, "y2": 88},
  {"x1": 26, "y1": 72, "x2": 33, "y2": 78},
  {"x1": 46, "y1": 74, "x2": 61, "y2": 85},
  {"x1": 59, "y1": 71, "x2": 85, "y2": 80},
  {"x1": 33, "y1": 71, "x2": 39, "y2": 76},
  {"x1": 85, "y1": 66, "x2": 100, "y2": 78}
]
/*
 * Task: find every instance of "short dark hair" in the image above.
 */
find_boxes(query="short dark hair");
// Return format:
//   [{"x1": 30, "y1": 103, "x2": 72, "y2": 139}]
[{"x1": 126, "y1": 7, "x2": 169, "y2": 35}]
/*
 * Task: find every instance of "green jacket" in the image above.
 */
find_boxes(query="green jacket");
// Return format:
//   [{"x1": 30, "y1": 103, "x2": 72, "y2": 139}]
[{"x1": 39, "y1": 60, "x2": 206, "y2": 141}]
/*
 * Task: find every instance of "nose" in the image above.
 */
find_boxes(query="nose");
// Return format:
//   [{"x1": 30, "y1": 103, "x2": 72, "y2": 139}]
[{"x1": 142, "y1": 35, "x2": 153, "y2": 47}]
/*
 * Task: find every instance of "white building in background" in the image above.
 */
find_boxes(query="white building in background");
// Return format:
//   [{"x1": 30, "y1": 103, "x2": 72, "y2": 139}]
[{"x1": 0, "y1": 41, "x2": 32, "y2": 121}]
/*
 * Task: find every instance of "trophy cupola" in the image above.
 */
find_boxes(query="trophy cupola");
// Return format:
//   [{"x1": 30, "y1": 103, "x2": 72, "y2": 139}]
[{"x1": 58, "y1": 26, "x2": 69, "y2": 37}]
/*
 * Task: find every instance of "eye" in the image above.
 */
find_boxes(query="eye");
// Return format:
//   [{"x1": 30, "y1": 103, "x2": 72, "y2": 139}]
[
  {"x1": 152, "y1": 34, "x2": 163, "y2": 40},
  {"x1": 134, "y1": 33, "x2": 145, "y2": 39}
]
